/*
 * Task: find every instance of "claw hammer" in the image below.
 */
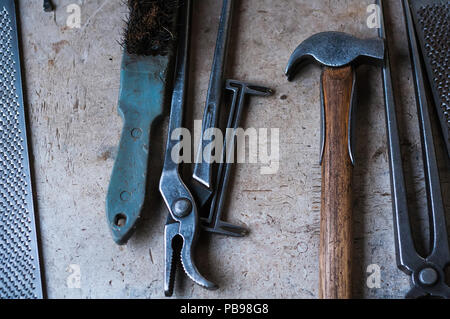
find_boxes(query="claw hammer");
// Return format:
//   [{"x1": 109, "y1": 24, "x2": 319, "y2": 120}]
[{"x1": 285, "y1": 32, "x2": 385, "y2": 298}]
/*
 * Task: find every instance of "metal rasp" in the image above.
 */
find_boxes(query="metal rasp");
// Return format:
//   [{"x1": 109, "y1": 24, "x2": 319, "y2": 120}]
[
  {"x1": 407, "y1": 0, "x2": 449, "y2": 157},
  {"x1": 0, "y1": 0, "x2": 44, "y2": 298}
]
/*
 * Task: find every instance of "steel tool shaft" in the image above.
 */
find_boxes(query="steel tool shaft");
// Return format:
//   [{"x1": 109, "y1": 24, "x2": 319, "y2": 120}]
[
  {"x1": 378, "y1": 0, "x2": 412, "y2": 274},
  {"x1": 377, "y1": 0, "x2": 450, "y2": 298},
  {"x1": 189, "y1": 0, "x2": 273, "y2": 237},
  {"x1": 192, "y1": 0, "x2": 234, "y2": 193},
  {"x1": 403, "y1": 0, "x2": 449, "y2": 272},
  {"x1": 391, "y1": 0, "x2": 450, "y2": 298}
]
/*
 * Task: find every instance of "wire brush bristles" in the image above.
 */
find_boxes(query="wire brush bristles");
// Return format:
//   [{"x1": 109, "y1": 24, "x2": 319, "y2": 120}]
[{"x1": 123, "y1": 0, "x2": 178, "y2": 56}]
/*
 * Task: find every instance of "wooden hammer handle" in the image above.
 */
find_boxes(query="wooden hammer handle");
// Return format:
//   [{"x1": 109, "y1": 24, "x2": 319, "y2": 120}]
[{"x1": 319, "y1": 66, "x2": 354, "y2": 299}]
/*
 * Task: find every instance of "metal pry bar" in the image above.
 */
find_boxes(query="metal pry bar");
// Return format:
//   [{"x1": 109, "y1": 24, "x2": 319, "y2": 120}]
[
  {"x1": 159, "y1": 0, "x2": 216, "y2": 297},
  {"x1": 192, "y1": 0, "x2": 234, "y2": 192},
  {"x1": 378, "y1": 0, "x2": 415, "y2": 281}
]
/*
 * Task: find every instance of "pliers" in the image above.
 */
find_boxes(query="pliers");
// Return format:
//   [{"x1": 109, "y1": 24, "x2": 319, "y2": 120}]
[
  {"x1": 159, "y1": 0, "x2": 217, "y2": 297},
  {"x1": 379, "y1": 0, "x2": 450, "y2": 298}
]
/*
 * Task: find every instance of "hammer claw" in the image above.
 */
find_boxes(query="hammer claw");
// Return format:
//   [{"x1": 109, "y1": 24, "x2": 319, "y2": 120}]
[{"x1": 286, "y1": 32, "x2": 385, "y2": 77}]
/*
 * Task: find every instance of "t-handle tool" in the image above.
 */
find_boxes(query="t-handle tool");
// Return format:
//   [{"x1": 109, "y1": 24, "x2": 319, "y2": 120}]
[
  {"x1": 159, "y1": 0, "x2": 216, "y2": 297},
  {"x1": 286, "y1": 32, "x2": 385, "y2": 298},
  {"x1": 379, "y1": 0, "x2": 450, "y2": 298},
  {"x1": 201, "y1": 80, "x2": 273, "y2": 236}
]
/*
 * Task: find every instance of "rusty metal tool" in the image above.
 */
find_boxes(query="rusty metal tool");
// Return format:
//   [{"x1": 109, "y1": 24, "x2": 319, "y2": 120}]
[
  {"x1": 379, "y1": 0, "x2": 450, "y2": 298},
  {"x1": 189, "y1": 0, "x2": 273, "y2": 236},
  {"x1": 378, "y1": 0, "x2": 410, "y2": 252},
  {"x1": 192, "y1": 0, "x2": 234, "y2": 196},
  {"x1": 406, "y1": 0, "x2": 449, "y2": 158},
  {"x1": 285, "y1": 32, "x2": 385, "y2": 298},
  {"x1": 159, "y1": 0, "x2": 217, "y2": 297},
  {"x1": 0, "y1": 0, "x2": 44, "y2": 298},
  {"x1": 188, "y1": 0, "x2": 266, "y2": 236},
  {"x1": 201, "y1": 80, "x2": 273, "y2": 236}
]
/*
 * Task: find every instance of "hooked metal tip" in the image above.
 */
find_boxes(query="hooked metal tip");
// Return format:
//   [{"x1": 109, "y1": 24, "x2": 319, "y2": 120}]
[
  {"x1": 246, "y1": 85, "x2": 274, "y2": 97},
  {"x1": 285, "y1": 31, "x2": 385, "y2": 81},
  {"x1": 164, "y1": 221, "x2": 217, "y2": 297},
  {"x1": 203, "y1": 221, "x2": 249, "y2": 237},
  {"x1": 226, "y1": 79, "x2": 275, "y2": 97},
  {"x1": 180, "y1": 239, "x2": 218, "y2": 291}
]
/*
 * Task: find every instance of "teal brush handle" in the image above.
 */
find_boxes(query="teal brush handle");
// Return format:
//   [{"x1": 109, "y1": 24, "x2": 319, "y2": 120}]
[{"x1": 107, "y1": 53, "x2": 169, "y2": 245}]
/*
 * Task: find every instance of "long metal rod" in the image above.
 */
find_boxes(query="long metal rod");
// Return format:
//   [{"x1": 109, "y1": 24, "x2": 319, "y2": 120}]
[
  {"x1": 378, "y1": 0, "x2": 419, "y2": 273},
  {"x1": 162, "y1": 0, "x2": 192, "y2": 173},
  {"x1": 193, "y1": 0, "x2": 234, "y2": 189},
  {"x1": 402, "y1": 0, "x2": 449, "y2": 266}
]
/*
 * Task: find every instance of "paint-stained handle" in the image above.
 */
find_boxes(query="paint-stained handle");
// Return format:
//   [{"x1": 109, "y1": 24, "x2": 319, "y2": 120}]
[
  {"x1": 106, "y1": 54, "x2": 169, "y2": 245},
  {"x1": 319, "y1": 66, "x2": 354, "y2": 299},
  {"x1": 106, "y1": 110, "x2": 155, "y2": 245}
]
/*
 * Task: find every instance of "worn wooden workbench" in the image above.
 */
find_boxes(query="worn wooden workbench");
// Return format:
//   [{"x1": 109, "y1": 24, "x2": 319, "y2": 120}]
[{"x1": 19, "y1": 0, "x2": 449, "y2": 298}]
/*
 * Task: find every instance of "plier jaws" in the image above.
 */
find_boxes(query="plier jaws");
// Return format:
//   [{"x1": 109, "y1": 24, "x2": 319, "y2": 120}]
[
  {"x1": 160, "y1": 178, "x2": 217, "y2": 297},
  {"x1": 164, "y1": 210, "x2": 217, "y2": 297}
]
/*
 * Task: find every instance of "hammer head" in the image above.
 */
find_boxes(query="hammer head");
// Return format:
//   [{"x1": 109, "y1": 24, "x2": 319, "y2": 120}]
[{"x1": 285, "y1": 32, "x2": 385, "y2": 81}]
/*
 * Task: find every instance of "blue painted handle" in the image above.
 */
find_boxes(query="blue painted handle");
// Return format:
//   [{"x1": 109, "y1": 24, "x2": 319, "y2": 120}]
[{"x1": 106, "y1": 54, "x2": 169, "y2": 244}]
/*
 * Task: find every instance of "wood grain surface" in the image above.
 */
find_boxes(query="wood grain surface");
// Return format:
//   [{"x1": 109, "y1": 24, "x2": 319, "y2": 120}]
[{"x1": 319, "y1": 66, "x2": 354, "y2": 299}]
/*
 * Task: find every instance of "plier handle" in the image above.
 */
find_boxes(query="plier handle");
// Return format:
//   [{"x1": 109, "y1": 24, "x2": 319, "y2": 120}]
[
  {"x1": 379, "y1": 0, "x2": 450, "y2": 298},
  {"x1": 159, "y1": 0, "x2": 216, "y2": 297}
]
